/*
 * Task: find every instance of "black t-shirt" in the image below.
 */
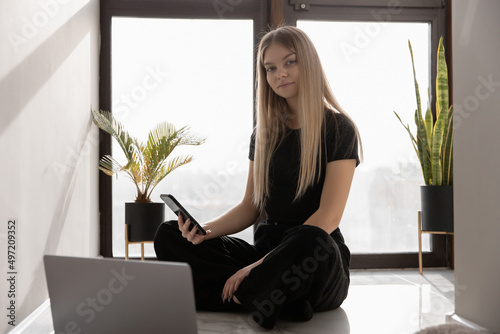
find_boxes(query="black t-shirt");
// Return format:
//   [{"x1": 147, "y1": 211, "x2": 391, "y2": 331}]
[{"x1": 249, "y1": 110, "x2": 359, "y2": 225}]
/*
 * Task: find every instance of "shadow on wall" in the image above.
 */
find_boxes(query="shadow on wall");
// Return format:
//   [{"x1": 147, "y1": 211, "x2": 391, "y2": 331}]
[
  {"x1": 0, "y1": 0, "x2": 99, "y2": 314},
  {"x1": 22, "y1": 118, "x2": 95, "y2": 308},
  {"x1": 0, "y1": 0, "x2": 97, "y2": 136}
]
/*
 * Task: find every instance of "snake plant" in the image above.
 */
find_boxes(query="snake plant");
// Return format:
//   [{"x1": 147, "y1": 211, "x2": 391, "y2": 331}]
[
  {"x1": 91, "y1": 109, "x2": 205, "y2": 202},
  {"x1": 395, "y1": 36, "x2": 453, "y2": 186}
]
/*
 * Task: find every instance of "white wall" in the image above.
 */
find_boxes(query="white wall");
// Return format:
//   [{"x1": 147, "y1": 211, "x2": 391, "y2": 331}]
[
  {"x1": 453, "y1": 0, "x2": 500, "y2": 332},
  {"x1": 0, "y1": 0, "x2": 100, "y2": 332}
]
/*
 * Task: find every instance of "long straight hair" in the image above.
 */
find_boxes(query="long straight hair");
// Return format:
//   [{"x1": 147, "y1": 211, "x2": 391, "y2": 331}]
[{"x1": 253, "y1": 26, "x2": 362, "y2": 208}]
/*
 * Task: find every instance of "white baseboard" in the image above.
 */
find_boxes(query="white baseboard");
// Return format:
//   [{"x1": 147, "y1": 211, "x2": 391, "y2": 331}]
[
  {"x1": 446, "y1": 312, "x2": 492, "y2": 333},
  {"x1": 8, "y1": 299, "x2": 54, "y2": 334}
]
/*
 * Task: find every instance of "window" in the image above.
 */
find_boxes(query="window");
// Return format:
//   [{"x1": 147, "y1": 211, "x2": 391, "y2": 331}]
[
  {"x1": 284, "y1": 0, "x2": 450, "y2": 268},
  {"x1": 100, "y1": 0, "x2": 451, "y2": 268},
  {"x1": 298, "y1": 20, "x2": 431, "y2": 253},
  {"x1": 99, "y1": 0, "x2": 267, "y2": 258},
  {"x1": 111, "y1": 18, "x2": 254, "y2": 257}
]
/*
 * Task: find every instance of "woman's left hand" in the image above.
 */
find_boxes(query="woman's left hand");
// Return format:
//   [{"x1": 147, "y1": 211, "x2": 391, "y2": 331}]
[{"x1": 222, "y1": 262, "x2": 258, "y2": 303}]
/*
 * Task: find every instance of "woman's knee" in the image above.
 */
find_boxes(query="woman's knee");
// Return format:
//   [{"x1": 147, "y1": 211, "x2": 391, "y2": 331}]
[
  {"x1": 154, "y1": 220, "x2": 183, "y2": 260},
  {"x1": 154, "y1": 220, "x2": 179, "y2": 244},
  {"x1": 283, "y1": 225, "x2": 338, "y2": 259}
]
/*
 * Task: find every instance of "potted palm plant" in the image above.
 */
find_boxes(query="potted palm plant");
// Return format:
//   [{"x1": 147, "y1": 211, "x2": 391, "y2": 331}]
[
  {"x1": 394, "y1": 36, "x2": 453, "y2": 232},
  {"x1": 91, "y1": 109, "x2": 205, "y2": 241}
]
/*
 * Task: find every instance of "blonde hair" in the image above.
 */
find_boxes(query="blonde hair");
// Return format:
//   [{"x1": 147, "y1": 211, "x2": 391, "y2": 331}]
[{"x1": 253, "y1": 26, "x2": 362, "y2": 208}]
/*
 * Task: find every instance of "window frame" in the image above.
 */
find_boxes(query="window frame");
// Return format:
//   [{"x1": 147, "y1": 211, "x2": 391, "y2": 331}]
[
  {"x1": 99, "y1": 0, "x2": 453, "y2": 269},
  {"x1": 281, "y1": 0, "x2": 451, "y2": 269},
  {"x1": 99, "y1": 0, "x2": 268, "y2": 257}
]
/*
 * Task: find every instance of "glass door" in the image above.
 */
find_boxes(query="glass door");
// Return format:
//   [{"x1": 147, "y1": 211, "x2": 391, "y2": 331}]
[
  {"x1": 111, "y1": 18, "x2": 254, "y2": 257},
  {"x1": 298, "y1": 21, "x2": 432, "y2": 254}
]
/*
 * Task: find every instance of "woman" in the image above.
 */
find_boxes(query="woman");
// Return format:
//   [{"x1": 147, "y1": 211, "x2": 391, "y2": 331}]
[{"x1": 154, "y1": 25, "x2": 361, "y2": 329}]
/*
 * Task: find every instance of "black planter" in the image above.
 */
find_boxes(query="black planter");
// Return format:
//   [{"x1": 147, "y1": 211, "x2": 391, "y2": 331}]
[
  {"x1": 125, "y1": 202, "x2": 165, "y2": 242},
  {"x1": 420, "y1": 185, "x2": 454, "y2": 232}
]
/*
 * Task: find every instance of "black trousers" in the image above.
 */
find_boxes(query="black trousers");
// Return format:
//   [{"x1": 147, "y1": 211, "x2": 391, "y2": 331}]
[{"x1": 154, "y1": 220, "x2": 350, "y2": 328}]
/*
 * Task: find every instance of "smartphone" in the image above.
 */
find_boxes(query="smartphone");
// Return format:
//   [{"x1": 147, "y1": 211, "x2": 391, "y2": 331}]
[{"x1": 160, "y1": 194, "x2": 207, "y2": 235}]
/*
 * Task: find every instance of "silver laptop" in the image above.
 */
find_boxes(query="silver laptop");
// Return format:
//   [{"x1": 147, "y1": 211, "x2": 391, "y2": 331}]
[{"x1": 44, "y1": 255, "x2": 198, "y2": 334}]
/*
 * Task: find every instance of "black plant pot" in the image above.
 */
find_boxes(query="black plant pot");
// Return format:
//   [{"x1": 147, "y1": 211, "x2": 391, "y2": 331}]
[
  {"x1": 125, "y1": 202, "x2": 165, "y2": 242},
  {"x1": 420, "y1": 185, "x2": 454, "y2": 232}
]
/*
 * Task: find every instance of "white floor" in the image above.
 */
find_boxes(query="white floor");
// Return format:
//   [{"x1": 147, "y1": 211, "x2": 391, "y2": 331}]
[{"x1": 12, "y1": 269, "x2": 457, "y2": 334}]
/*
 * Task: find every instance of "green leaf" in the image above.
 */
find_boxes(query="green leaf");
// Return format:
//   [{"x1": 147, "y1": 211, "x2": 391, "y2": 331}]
[
  {"x1": 442, "y1": 106, "x2": 453, "y2": 185},
  {"x1": 98, "y1": 155, "x2": 123, "y2": 177},
  {"x1": 436, "y1": 36, "x2": 449, "y2": 121},
  {"x1": 91, "y1": 109, "x2": 138, "y2": 163},
  {"x1": 408, "y1": 41, "x2": 424, "y2": 130},
  {"x1": 415, "y1": 109, "x2": 432, "y2": 185},
  {"x1": 146, "y1": 155, "x2": 193, "y2": 199},
  {"x1": 91, "y1": 108, "x2": 205, "y2": 202},
  {"x1": 431, "y1": 107, "x2": 446, "y2": 185},
  {"x1": 425, "y1": 88, "x2": 433, "y2": 144},
  {"x1": 429, "y1": 36, "x2": 450, "y2": 186},
  {"x1": 395, "y1": 38, "x2": 452, "y2": 186},
  {"x1": 409, "y1": 40, "x2": 432, "y2": 185},
  {"x1": 394, "y1": 111, "x2": 419, "y2": 157}
]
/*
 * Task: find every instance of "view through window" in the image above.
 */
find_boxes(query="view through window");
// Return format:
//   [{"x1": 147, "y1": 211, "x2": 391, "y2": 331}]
[
  {"x1": 298, "y1": 20, "x2": 431, "y2": 253},
  {"x1": 111, "y1": 18, "x2": 254, "y2": 257},
  {"x1": 111, "y1": 18, "x2": 433, "y2": 257}
]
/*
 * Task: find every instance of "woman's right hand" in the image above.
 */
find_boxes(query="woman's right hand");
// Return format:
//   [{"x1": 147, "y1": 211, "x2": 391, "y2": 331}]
[{"x1": 178, "y1": 213, "x2": 211, "y2": 245}]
